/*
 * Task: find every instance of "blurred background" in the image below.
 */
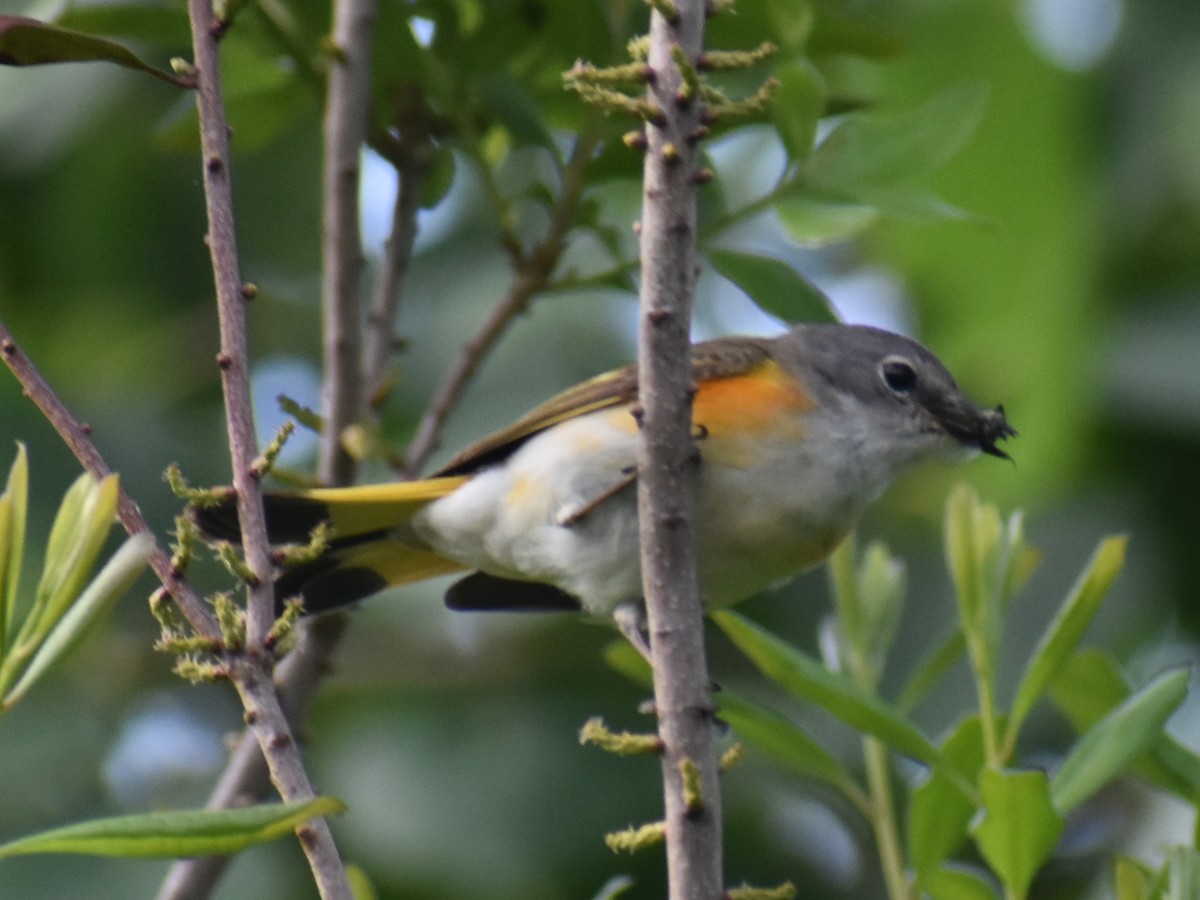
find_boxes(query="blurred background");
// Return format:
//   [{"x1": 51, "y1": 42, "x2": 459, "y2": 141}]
[{"x1": 0, "y1": 0, "x2": 1198, "y2": 897}]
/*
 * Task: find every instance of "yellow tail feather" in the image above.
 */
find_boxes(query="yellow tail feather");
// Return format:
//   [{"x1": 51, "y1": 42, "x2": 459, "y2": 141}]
[{"x1": 292, "y1": 476, "x2": 468, "y2": 540}]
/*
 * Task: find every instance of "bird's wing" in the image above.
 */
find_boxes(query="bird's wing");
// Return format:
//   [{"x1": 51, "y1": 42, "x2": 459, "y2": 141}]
[{"x1": 434, "y1": 336, "x2": 776, "y2": 477}]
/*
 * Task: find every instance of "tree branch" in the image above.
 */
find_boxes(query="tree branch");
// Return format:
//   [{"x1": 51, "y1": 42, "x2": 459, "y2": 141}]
[
  {"x1": 154, "y1": 614, "x2": 349, "y2": 900},
  {"x1": 636, "y1": 2, "x2": 724, "y2": 897},
  {"x1": 318, "y1": 0, "x2": 377, "y2": 485},
  {"x1": 183, "y1": 1, "x2": 350, "y2": 897},
  {"x1": 362, "y1": 128, "x2": 430, "y2": 410},
  {"x1": 0, "y1": 323, "x2": 220, "y2": 642},
  {"x1": 403, "y1": 128, "x2": 601, "y2": 476}
]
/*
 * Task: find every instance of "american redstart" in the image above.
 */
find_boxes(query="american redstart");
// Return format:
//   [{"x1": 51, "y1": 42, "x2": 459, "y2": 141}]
[{"x1": 195, "y1": 323, "x2": 1014, "y2": 643}]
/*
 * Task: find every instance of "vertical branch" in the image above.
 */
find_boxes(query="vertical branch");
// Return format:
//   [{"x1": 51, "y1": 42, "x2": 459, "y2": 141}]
[
  {"x1": 183, "y1": 2, "x2": 351, "y2": 898},
  {"x1": 362, "y1": 131, "x2": 430, "y2": 408},
  {"x1": 319, "y1": 0, "x2": 377, "y2": 485},
  {"x1": 636, "y1": 2, "x2": 723, "y2": 898}
]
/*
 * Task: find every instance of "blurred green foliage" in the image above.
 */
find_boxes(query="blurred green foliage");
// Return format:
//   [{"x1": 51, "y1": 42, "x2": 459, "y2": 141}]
[{"x1": 0, "y1": 0, "x2": 1198, "y2": 897}]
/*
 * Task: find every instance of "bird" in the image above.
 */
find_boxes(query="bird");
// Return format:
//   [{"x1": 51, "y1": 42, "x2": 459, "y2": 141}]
[{"x1": 194, "y1": 322, "x2": 1014, "y2": 649}]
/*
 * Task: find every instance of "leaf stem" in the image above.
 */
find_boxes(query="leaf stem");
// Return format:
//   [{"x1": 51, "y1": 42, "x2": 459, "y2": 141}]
[{"x1": 863, "y1": 735, "x2": 911, "y2": 900}]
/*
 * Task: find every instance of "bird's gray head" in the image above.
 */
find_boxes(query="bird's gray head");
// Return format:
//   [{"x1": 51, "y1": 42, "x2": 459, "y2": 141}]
[{"x1": 776, "y1": 323, "x2": 1016, "y2": 465}]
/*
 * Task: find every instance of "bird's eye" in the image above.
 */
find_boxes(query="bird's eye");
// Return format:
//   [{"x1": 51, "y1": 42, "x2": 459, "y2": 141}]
[{"x1": 881, "y1": 358, "x2": 918, "y2": 394}]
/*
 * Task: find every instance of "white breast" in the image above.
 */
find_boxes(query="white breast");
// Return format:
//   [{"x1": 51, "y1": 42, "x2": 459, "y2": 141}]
[{"x1": 413, "y1": 402, "x2": 905, "y2": 617}]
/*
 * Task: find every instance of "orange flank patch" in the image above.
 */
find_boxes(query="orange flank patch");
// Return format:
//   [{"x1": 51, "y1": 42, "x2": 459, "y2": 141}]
[{"x1": 692, "y1": 361, "x2": 816, "y2": 439}]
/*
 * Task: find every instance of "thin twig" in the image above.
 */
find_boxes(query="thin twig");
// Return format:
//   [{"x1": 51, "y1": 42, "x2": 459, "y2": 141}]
[
  {"x1": 636, "y1": 2, "x2": 724, "y2": 898},
  {"x1": 319, "y1": 0, "x2": 377, "y2": 486},
  {"x1": 362, "y1": 127, "x2": 431, "y2": 409},
  {"x1": 162, "y1": 5, "x2": 390, "y2": 894},
  {"x1": 0, "y1": 323, "x2": 220, "y2": 642},
  {"x1": 403, "y1": 127, "x2": 602, "y2": 476},
  {"x1": 184, "y1": 1, "x2": 351, "y2": 897},
  {"x1": 156, "y1": 614, "x2": 350, "y2": 900}
]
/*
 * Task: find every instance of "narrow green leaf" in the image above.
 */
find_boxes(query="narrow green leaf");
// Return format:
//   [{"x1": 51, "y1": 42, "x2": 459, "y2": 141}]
[
  {"x1": 771, "y1": 60, "x2": 827, "y2": 163},
  {"x1": 4, "y1": 532, "x2": 151, "y2": 710},
  {"x1": 921, "y1": 864, "x2": 1000, "y2": 900},
  {"x1": 1161, "y1": 846, "x2": 1200, "y2": 900},
  {"x1": 910, "y1": 716, "x2": 987, "y2": 880},
  {"x1": 707, "y1": 248, "x2": 838, "y2": 324},
  {"x1": 1149, "y1": 736, "x2": 1200, "y2": 801},
  {"x1": 0, "y1": 16, "x2": 188, "y2": 87},
  {"x1": 1050, "y1": 667, "x2": 1189, "y2": 814},
  {"x1": 28, "y1": 473, "x2": 120, "y2": 647},
  {"x1": 718, "y1": 692, "x2": 861, "y2": 803},
  {"x1": 773, "y1": 192, "x2": 879, "y2": 247},
  {"x1": 0, "y1": 797, "x2": 345, "y2": 859},
  {"x1": 1051, "y1": 650, "x2": 1200, "y2": 802},
  {"x1": 1048, "y1": 647, "x2": 1130, "y2": 734},
  {"x1": 970, "y1": 767, "x2": 1064, "y2": 898},
  {"x1": 347, "y1": 863, "x2": 380, "y2": 900},
  {"x1": 945, "y1": 483, "x2": 1001, "y2": 634},
  {"x1": 713, "y1": 610, "x2": 942, "y2": 766},
  {"x1": 591, "y1": 875, "x2": 636, "y2": 900},
  {"x1": 1005, "y1": 535, "x2": 1128, "y2": 746},
  {"x1": 1113, "y1": 855, "x2": 1154, "y2": 900},
  {"x1": 2, "y1": 443, "x2": 29, "y2": 640},
  {"x1": 0, "y1": 495, "x2": 11, "y2": 658}
]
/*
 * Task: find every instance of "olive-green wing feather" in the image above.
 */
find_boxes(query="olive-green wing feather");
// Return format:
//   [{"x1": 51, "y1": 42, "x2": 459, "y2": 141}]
[{"x1": 434, "y1": 336, "x2": 773, "y2": 477}]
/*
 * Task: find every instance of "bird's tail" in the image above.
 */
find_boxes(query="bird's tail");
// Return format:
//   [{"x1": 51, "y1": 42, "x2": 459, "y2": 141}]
[{"x1": 192, "y1": 478, "x2": 469, "y2": 614}]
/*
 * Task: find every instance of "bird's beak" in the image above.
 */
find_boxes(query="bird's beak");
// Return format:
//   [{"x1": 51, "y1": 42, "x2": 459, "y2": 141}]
[{"x1": 930, "y1": 397, "x2": 1017, "y2": 460}]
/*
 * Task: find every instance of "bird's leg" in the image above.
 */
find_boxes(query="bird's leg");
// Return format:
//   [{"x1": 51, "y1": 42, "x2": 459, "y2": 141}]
[{"x1": 613, "y1": 600, "x2": 654, "y2": 665}]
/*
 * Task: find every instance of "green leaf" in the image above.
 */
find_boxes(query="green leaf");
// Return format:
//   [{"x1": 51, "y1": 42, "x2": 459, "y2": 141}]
[
  {"x1": 706, "y1": 248, "x2": 838, "y2": 325},
  {"x1": 1050, "y1": 667, "x2": 1189, "y2": 814},
  {"x1": 910, "y1": 716, "x2": 987, "y2": 881},
  {"x1": 347, "y1": 862, "x2": 380, "y2": 900},
  {"x1": 1051, "y1": 650, "x2": 1200, "y2": 802},
  {"x1": 945, "y1": 483, "x2": 1002, "y2": 636},
  {"x1": 26, "y1": 473, "x2": 120, "y2": 649},
  {"x1": 713, "y1": 610, "x2": 943, "y2": 767},
  {"x1": 773, "y1": 192, "x2": 879, "y2": 247},
  {"x1": 1049, "y1": 647, "x2": 1130, "y2": 734},
  {"x1": 1160, "y1": 847, "x2": 1200, "y2": 900},
  {"x1": 1004, "y1": 535, "x2": 1127, "y2": 747},
  {"x1": 921, "y1": 864, "x2": 1000, "y2": 900},
  {"x1": 591, "y1": 875, "x2": 636, "y2": 900},
  {"x1": 0, "y1": 797, "x2": 345, "y2": 859},
  {"x1": 1114, "y1": 855, "x2": 1154, "y2": 900},
  {"x1": 970, "y1": 767, "x2": 1064, "y2": 898},
  {"x1": 771, "y1": 60, "x2": 827, "y2": 163},
  {"x1": 806, "y1": 82, "x2": 988, "y2": 190},
  {"x1": 3, "y1": 532, "x2": 151, "y2": 711},
  {"x1": 718, "y1": 691, "x2": 862, "y2": 804},
  {"x1": 0, "y1": 16, "x2": 188, "y2": 87},
  {"x1": 0, "y1": 443, "x2": 29, "y2": 653}
]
